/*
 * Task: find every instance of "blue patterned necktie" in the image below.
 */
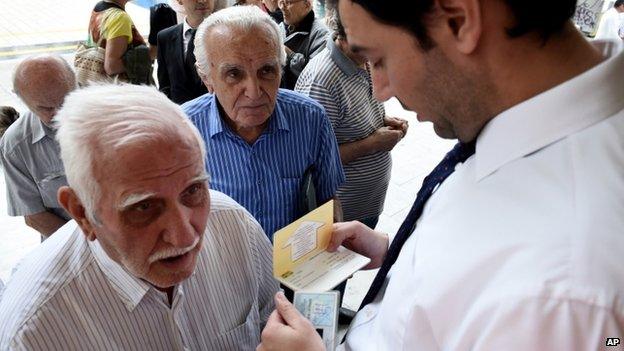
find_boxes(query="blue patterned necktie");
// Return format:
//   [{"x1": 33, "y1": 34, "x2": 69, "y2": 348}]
[{"x1": 358, "y1": 140, "x2": 476, "y2": 310}]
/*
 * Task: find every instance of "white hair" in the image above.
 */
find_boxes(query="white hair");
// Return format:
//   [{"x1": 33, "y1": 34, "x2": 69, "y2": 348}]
[
  {"x1": 55, "y1": 84, "x2": 207, "y2": 223},
  {"x1": 194, "y1": 5, "x2": 286, "y2": 77}
]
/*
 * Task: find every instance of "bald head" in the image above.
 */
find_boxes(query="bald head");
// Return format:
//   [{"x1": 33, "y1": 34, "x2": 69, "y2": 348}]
[{"x1": 13, "y1": 55, "x2": 76, "y2": 125}]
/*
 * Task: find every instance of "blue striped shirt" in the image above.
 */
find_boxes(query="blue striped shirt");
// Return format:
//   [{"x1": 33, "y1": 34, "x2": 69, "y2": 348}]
[{"x1": 183, "y1": 89, "x2": 345, "y2": 238}]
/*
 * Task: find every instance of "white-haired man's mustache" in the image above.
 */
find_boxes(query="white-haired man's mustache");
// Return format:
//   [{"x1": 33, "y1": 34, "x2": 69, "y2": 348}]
[{"x1": 148, "y1": 237, "x2": 201, "y2": 264}]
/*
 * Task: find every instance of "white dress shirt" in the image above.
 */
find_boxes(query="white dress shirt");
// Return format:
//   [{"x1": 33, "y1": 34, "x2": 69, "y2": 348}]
[
  {"x1": 0, "y1": 190, "x2": 279, "y2": 350},
  {"x1": 344, "y1": 40, "x2": 624, "y2": 351},
  {"x1": 595, "y1": 8, "x2": 624, "y2": 40},
  {"x1": 183, "y1": 18, "x2": 194, "y2": 56}
]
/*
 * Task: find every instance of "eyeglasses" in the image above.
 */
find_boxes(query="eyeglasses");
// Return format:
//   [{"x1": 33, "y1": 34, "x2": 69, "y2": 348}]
[{"x1": 278, "y1": 0, "x2": 306, "y2": 7}]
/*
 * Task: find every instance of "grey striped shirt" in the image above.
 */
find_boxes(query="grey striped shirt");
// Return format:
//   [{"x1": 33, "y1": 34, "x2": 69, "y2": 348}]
[
  {"x1": 296, "y1": 39, "x2": 391, "y2": 221},
  {"x1": 0, "y1": 190, "x2": 279, "y2": 350}
]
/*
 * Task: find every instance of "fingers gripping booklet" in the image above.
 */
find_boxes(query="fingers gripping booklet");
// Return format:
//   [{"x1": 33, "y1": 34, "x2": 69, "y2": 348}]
[
  {"x1": 273, "y1": 200, "x2": 371, "y2": 292},
  {"x1": 294, "y1": 291, "x2": 340, "y2": 351}
]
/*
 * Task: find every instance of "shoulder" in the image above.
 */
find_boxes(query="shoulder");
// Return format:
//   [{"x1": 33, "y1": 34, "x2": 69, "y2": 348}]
[
  {"x1": 158, "y1": 23, "x2": 181, "y2": 41},
  {"x1": 0, "y1": 112, "x2": 34, "y2": 157},
  {"x1": 209, "y1": 189, "x2": 249, "y2": 213},
  {"x1": 298, "y1": 48, "x2": 340, "y2": 88},
  {"x1": 206, "y1": 190, "x2": 268, "y2": 244},
  {"x1": 311, "y1": 18, "x2": 329, "y2": 35},
  {"x1": 182, "y1": 93, "x2": 215, "y2": 120},
  {"x1": 105, "y1": 7, "x2": 131, "y2": 22},
  {"x1": 0, "y1": 222, "x2": 94, "y2": 346},
  {"x1": 276, "y1": 89, "x2": 325, "y2": 114}
]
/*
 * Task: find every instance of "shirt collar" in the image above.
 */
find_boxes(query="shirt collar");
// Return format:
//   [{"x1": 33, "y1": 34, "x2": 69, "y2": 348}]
[
  {"x1": 30, "y1": 113, "x2": 55, "y2": 144},
  {"x1": 88, "y1": 238, "x2": 151, "y2": 312},
  {"x1": 183, "y1": 17, "x2": 194, "y2": 36},
  {"x1": 474, "y1": 39, "x2": 624, "y2": 181},
  {"x1": 207, "y1": 93, "x2": 290, "y2": 139},
  {"x1": 328, "y1": 37, "x2": 363, "y2": 77}
]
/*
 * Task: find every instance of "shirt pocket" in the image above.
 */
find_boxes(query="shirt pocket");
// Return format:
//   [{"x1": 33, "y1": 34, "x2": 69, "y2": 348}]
[
  {"x1": 209, "y1": 303, "x2": 261, "y2": 350},
  {"x1": 36, "y1": 171, "x2": 67, "y2": 208}
]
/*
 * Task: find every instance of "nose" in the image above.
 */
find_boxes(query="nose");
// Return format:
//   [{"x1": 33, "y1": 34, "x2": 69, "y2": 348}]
[
  {"x1": 370, "y1": 67, "x2": 393, "y2": 102},
  {"x1": 243, "y1": 76, "x2": 262, "y2": 100},
  {"x1": 161, "y1": 205, "x2": 198, "y2": 248}
]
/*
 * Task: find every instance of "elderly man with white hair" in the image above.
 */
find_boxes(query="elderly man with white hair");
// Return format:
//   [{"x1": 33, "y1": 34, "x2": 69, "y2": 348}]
[
  {"x1": 0, "y1": 84, "x2": 278, "y2": 350},
  {"x1": 184, "y1": 6, "x2": 345, "y2": 240}
]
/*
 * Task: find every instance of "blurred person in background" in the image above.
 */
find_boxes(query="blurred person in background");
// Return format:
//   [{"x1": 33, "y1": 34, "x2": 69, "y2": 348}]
[
  {"x1": 148, "y1": 2, "x2": 178, "y2": 60},
  {"x1": 86, "y1": 0, "x2": 148, "y2": 79},
  {"x1": 279, "y1": 0, "x2": 329, "y2": 89},
  {"x1": 296, "y1": 5, "x2": 407, "y2": 229},
  {"x1": 595, "y1": 0, "x2": 624, "y2": 40},
  {"x1": 0, "y1": 55, "x2": 75, "y2": 238},
  {"x1": 157, "y1": 0, "x2": 222, "y2": 103}
]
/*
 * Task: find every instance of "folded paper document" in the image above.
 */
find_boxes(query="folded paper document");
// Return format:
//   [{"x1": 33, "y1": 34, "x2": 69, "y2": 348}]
[{"x1": 273, "y1": 200, "x2": 371, "y2": 291}]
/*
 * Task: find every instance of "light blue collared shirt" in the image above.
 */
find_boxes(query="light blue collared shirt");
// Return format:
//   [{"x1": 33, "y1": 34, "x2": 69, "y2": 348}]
[
  {"x1": 0, "y1": 111, "x2": 70, "y2": 220},
  {"x1": 183, "y1": 89, "x2": 345, "y2": 238}
]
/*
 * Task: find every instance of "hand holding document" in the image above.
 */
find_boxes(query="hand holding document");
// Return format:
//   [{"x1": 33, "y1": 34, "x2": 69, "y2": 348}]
[
  {"x1": 273, "y1": 200, "x2": 371, "y2": 292},
  {"x1": 294, "y1": 291, "x2": 339, "y2": 351}
]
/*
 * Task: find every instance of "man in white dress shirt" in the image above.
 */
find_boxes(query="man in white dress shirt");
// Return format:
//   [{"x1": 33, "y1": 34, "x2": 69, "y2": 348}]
[
  {"x1": 0, "y1": 84, "x2": 279, "y2": 350},
  {"x1": 258, "y1": 0, "x2": 624, "y2": 350},
  {"x1": 595, "y1": 0, "x2": 624, "y2": 40}
]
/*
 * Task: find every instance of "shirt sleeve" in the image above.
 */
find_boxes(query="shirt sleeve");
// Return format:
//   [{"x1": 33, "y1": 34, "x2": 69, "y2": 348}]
[
  {"x1": 427, "y1": 296, "x2": 624, "y2": 350},
  {"x1": 247, "y1": 213, "x2": 279, "y2": 327},
  {"x1": 312, "y1": 108, "x2": 345, "y2": 203},
  {"x1": 102, "y1": 9, "x2": 133, "y2": 43},
  {"x1": 1, "y1": 147, "x2": 46, "y2": 216}
]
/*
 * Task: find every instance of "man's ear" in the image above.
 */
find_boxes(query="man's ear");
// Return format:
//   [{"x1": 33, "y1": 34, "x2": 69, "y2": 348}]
[
  {"x1": 434, "y1": 0, "x2": 482, "y2": 54},
  {"x1": 196, "y1": 64, "x2": 215, "y2": 93},
  {"x1": 58, "y1": 186, "x2": 98, "y2": 241}
]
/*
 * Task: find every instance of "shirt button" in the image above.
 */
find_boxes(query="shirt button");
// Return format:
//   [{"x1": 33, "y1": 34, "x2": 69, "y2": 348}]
[{"x1": 257, "y1": 178, "x2": 262, "y2": 185}]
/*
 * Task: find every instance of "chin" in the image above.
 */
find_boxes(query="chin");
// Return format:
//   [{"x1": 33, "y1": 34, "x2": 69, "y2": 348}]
[
  {"x1": 148, "y1": 268, "x2": 195, "y2": 289},
  {"x1": 433, "y1": 124, "x2": 457, "y2": 140}
]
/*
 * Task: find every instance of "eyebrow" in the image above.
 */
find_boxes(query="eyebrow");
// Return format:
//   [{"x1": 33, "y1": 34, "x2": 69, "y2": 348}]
[
  {"x1": 118, "y1": 192, "x2": 157, "y2": 210},
  {"x1": 218, "y1": 60, "x2": 280, "y2": 73},
  {"x1": 218, "y1": 63, "x2": 242, "y2": 73},
  {"x1": 117, "y1": 174, "x2": 209, "y2": 210},
  {"x1": 349, "y1": 44, "x2": 368, "y2": 55},
  {"x1": 190, "y1": 174, "x2": 210, "y2": 185}
]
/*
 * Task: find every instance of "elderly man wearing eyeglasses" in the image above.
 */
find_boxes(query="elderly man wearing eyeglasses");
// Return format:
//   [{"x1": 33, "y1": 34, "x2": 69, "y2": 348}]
[{"x1": 278, "y1": 0, "x2": 329, "y2": 89}]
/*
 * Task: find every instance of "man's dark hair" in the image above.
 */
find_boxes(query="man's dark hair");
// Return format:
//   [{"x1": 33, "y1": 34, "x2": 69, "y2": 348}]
[
  {"x1": 615, "y1": 0, "x2": 624, "y2": 8},
  {"x1": 330, "y1": 0, "x2": 577, "y2": 50},
  {"x1": 0, "y1": 106, "x2": 19, "y2": 138}
]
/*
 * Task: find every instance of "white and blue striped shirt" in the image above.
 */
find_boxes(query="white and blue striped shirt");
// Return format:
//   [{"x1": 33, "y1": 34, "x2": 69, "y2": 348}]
[
  {"x1": 183, "y1": 90, "x2": 345, "y2": 238},
  {"x1": 0, "y1": 191, "x2": 279, "y2": 350}
]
